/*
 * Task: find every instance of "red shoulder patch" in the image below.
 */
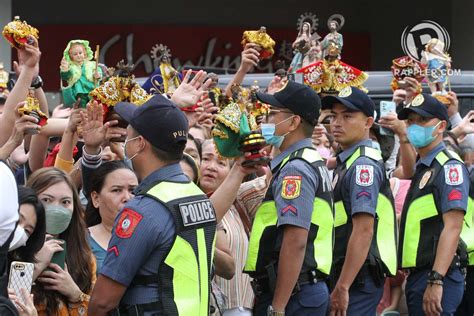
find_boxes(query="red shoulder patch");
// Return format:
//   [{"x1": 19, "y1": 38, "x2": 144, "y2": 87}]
[
  {"x1": 115, "y1": 208, "x2": 143, "y2": 239},
  {"x1": 448, "y1": 189, "x2": 462, "y2": 201}
]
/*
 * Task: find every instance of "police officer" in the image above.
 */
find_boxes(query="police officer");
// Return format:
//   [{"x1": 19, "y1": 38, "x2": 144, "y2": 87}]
[
  {"x1": 457, "y1": 170, "x2": 474, "y2": 315},
  {"x1": 322, "y1": 87, "x2": 398, "y2": 315},
  {"x1": 88, "y1": 95, "x2": 217, "y2": 316},
  {"x1": 243, "y1": 81, "x2": 334, "y2": 315},
  {"x1": 397, "y1": 93, "x2": 469, "y2": 315}
]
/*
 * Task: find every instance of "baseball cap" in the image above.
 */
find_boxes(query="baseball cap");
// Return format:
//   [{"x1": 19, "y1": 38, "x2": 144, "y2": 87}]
[
  {"x1": 397, "y1": 93, "x2": 449, "y2": 122},
  {"x1": 115, "y1": 95, "x2": 188, "y2": 154},
  {"x1": 321, "y1": 86, "x2": 376, "y2": 118},
  {"x1": 256, "y1": 81, "x2": 321, "y2": 126}
]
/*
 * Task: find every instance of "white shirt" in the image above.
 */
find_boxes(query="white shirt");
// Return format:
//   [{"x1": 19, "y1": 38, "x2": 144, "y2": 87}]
[{"x1": 0, "y1": 161, "x2": 19, "y2": 246}]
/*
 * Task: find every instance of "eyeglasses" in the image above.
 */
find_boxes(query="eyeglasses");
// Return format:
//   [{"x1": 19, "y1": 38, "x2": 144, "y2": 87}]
[{"x1": 264, "y1": 108, "x2": 294, "y2": 121}]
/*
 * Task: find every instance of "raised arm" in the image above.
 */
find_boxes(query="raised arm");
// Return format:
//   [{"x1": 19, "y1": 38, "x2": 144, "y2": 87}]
[{"x1": 0, "y1": 39, "x2": 41, "y2": 147}]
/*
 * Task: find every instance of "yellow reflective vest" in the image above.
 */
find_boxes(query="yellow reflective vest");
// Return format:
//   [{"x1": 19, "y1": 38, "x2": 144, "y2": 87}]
[{"x1": 244, "y1": 147, "x2": 334, "y2": 278}]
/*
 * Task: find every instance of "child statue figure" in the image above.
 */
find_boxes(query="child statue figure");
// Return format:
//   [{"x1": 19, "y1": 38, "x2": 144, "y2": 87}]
[
  {"x1": 421, "y1": 38, "x2": 452, "y2": 102},
  {"x1": 60, "y1": 40, "x2": 102, "y2": 108}
]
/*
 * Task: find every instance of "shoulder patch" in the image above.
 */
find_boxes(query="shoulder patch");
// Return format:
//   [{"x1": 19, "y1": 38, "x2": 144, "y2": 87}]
[
  {"x1": 179, "y1": 199, "x2": 216, "y2": 227},
  {"x1": 116, "y1": 208, "x2": 143, "y2": 239},
  {"x1": 281, "y1": 175, "x2": 302, "y2": 199},
  {"x1": 355, "y1": 165, "x2": 374, "y2": 186},
  {"x1": 444, "y1": 164, "x2": 463, "y2": 186}
]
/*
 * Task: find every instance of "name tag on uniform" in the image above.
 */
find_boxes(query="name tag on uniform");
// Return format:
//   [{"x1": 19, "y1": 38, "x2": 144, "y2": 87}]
[{"x1": 179, "y1": 200, "x2": 216, "y2": 227}]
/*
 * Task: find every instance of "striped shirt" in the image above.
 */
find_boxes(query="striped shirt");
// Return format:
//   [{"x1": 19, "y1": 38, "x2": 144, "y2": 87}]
[{"x1": 214, "y1": 176, "x2": 268, "y2": 309}]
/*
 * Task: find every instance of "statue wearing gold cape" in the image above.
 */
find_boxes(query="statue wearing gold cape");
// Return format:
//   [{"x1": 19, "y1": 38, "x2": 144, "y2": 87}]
[{"x1": 296, "y1": 40, "x2": 368, "y2": 94}]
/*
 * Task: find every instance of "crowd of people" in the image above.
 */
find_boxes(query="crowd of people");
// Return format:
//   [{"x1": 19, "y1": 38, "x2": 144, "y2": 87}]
[{"x1": 0, "y1": 26, "x2": 473, "y2": 316}]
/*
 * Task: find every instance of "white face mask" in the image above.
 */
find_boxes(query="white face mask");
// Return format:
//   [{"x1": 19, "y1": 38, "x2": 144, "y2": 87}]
[{"x1": 8, "y1": 226, "x2": 29, "y2": 252}]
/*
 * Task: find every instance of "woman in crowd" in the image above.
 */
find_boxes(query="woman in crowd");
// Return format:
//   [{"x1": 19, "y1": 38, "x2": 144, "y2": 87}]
[
  {"x1": 27, "y1": 168, "x2": 95, "y2": 316},
  {"x1": 84, "y1": 161, "x2": 137, "y2": 272},
  {"x1": 8, "y1": 186, "x2": 46, "y2": 262},
  {"x1": 199, "y1": 139, "x2": 254, "y2": 314}
]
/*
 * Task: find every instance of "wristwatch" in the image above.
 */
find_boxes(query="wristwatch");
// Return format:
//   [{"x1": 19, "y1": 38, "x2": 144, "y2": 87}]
[
  {"x1": 267, "y1": 305, "x2": 285, "y2": 316},
  {"x1": 31, "y1": 75, "x2": 43, "y2": 89},
  {"x1": 428, "y1": 270, "x2": 444, "y2": 282}
]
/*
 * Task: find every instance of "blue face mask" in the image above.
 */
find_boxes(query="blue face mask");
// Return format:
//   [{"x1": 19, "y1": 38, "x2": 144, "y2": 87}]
[
  {"x1": 261, "y1": 116, "x2": 293, "y2": 148},
  {"x1": 123, "y1": 136, "x2": 140, "y2": 170},
  {"x1": 407, "y1": 122, "x2": 441, "y2": 148}
]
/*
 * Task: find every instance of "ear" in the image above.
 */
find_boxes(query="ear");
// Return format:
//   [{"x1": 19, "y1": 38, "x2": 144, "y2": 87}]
[
  {"x1": 91, "y1": 191, "x2": 100, "y2": 209},
  {"x1": 138, "y1": 136, "x2": 147, "y2": 151},
  {"x1": 440, "y1": 120, "x2": 448, "y2": 132},
  {"x1": 289, "y1": 115, "x2": 302, "y2": 132},
  {"x1": 365, "y1": 116, "x2": 375, "y2": 129}
]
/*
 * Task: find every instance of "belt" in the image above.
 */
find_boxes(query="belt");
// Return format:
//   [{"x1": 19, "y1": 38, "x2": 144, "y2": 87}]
[{"x1": 251, "y1": 270, "x2": 327, "y2": 297}]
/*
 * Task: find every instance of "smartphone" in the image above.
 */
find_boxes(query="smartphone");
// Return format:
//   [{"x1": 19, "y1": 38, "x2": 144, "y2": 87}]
[
  {"x1": 50, "y1": 239, "x2": 67, "y2": 270},
  {"x1": 379, "y1": 101, "x2": 396, "y2": 136},
  {"x1": 8, "y1": 261, "x2": 34, "y2": 306}
]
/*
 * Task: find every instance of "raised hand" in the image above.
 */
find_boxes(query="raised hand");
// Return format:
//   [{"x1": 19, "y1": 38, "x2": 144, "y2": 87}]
[
  {"x1": 452, "y1": 110, "x2": 474, "y2": 142},
  {"x1": 80, "y1": 101, "x2": 110, "y2": 153},
  {"x1": 445, "y1": 91, "x2": 459, "y2": 118},
  {"x1": 379, "y1": 112, "x2": 407, "y2": 137},
  {"x1": 267, "y1": 75, "x2": 288, "y2": 94},
  {"x1": 51, "y1": 104, "x2": 72, "y2": 119},
  {"x1": 17, "y1": 36, "x2": 41, "y2": 77},
  {"x1": 239, "y1": 43, "x2": 260, "y2": 73},
  {"x1": 171, "y1": 69, "x2": 212, "y2": 108},
  {"x1": 66, "y1": 100, "x2": 83, "y2": 133}
]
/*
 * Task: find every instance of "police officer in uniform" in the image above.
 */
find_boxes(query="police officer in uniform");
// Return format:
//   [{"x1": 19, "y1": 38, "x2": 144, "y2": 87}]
[
  {"x1": 397, "y1": 93, "x2": 469, "y2": 315},
  {"x1": 244, "y1": 81, "x2": 334, "y2": 315},
  {"x1": 457, "y1": 169, "x2": 474, "y2": 315},
  {"x1": 322, "y1": 87, "x2": 398, "y2": 315},
  {"x1": 88, "y1": 95, "x2": 217, "y2": 316}
]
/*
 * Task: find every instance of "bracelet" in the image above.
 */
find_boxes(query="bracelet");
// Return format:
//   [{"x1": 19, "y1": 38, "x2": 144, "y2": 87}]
[
  {"x1": 399, "y1": 137, "x2": 410, "y2": 144},
  {"x1": 427, "y1": 279, "x2": 444, "y2": 286},
  {"x1": 70, "y1": 291, "x2": 88, "y2": 303}
]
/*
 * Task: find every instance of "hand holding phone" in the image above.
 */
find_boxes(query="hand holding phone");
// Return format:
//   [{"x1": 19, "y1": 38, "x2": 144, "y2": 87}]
[
  {"x1": 379, "y1": 101, "x2": 396, "y2": 136},
  {"x1": 8, "y1": 261, "x2": 34, "y2": 306}
]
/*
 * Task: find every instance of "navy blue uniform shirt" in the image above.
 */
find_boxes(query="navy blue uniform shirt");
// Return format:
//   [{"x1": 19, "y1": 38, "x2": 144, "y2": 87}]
[
  {"x1": 270, "y1": 139, "x2": 331, "y2": 230},
  {"x1": 415, "y1": 142, "x2": 469, "y2": 214},
  {"x1": 101, "y1": 163, "x2": 187, "y2": 306},
  {"x1": 337, "y1": 139, "x2": 384, "y2": 217}
]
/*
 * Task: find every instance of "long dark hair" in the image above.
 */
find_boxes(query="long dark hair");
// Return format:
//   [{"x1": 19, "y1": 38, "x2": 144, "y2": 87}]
[
  {"x1": 27, "y1": 168, "x2": 93, "y2": 315},
  {"x1": 9, "y1": 186, "x2": 46, "y2": 263},
  {"x1": 85, "y1": 161, "x2": 131, "y2": 227}
]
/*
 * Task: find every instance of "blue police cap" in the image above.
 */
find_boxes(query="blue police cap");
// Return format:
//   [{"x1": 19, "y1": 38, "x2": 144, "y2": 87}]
[
  {"x1": 115, "y1": 95, "x2": 188, "y2": 153},
  {"x1": 397, "y1": 93, "x2": 449, "y2": 122},
  {"x1": 321, "y1": 86, "x2": 376, "y2": 118},
  {"x1": 256, "y1": 81, "x2": 321, "y2": 126}
]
